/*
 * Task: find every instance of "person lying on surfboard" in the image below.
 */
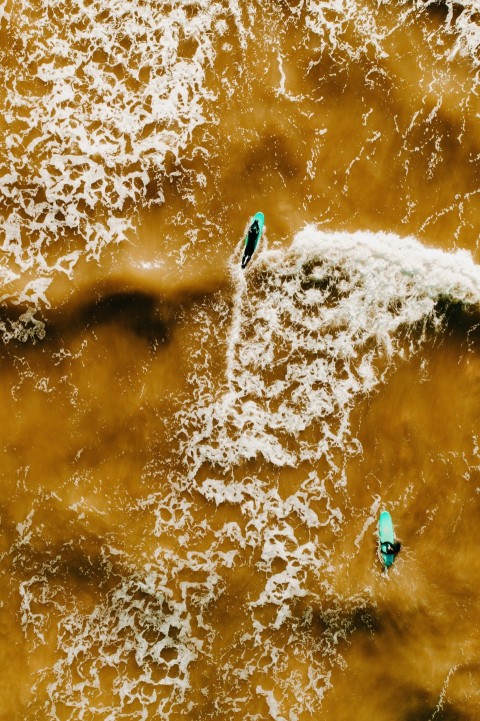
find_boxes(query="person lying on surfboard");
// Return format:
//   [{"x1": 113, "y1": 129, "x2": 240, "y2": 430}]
[
  {"x1": 378, "y1": 510, "x2": 400, "y2": 568},
  {"x1": 241, "y1": 218, "x2": 261, "y2": 269},
  {"x1": 380, "y1": 541, "x2": 401, "y2": 556}
]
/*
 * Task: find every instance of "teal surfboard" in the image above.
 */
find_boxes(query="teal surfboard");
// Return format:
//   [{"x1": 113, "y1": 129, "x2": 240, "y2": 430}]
[
  {"x1": 378, "y1": 511, "x2": 395, "y2": 568},
  {"x1": 241, "y1": 212, "x2": 264, "y2": 269}
]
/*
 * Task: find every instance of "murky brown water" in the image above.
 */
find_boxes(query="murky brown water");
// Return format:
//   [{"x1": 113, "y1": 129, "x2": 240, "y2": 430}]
[{"x1": 1, "y1": 0, "x2": 480, "y2": 719}]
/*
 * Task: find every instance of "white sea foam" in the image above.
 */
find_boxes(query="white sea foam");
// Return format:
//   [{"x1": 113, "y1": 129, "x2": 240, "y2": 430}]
[
  {"x1": 303, "y1": 0, "x2": 480, "y2": 68},
  {"x1": 181, "y1": 226, "x2": 480, "y2": 479},
  {"x1": 5, "y1": 0, "x2": 480, "y2": 714},
  {"x1": 179, "y1": 226, "x2": 480, "y2": 610},
  {"x1": 425, "y1": 0, "x2": 480, "y2": 65},
  {"x1": 0, "y1": 0, "x2": 246, "y2": 341},
  {"x1": 22, "y1": 568, "x2": 202, "y2": 713},
  {"x1": 1, "y1": 0, "x2": 478, "y2": 345},
  {"x1": 17, "y1": 227, "x2": 480, "y2": 718},
  {"x1": 169, "y1": 227, "x2": 480, "y2": 715},
  {"x1": 303, "y1": 0, "x2": 390, "y2": 61}
]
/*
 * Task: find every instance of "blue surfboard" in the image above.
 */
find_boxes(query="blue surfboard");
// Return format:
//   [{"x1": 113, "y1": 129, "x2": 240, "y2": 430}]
[
  {"x1": 378, "y1": 511, "x2": 396, "y2": 568},
  {"x1": 241, "y1": 212, "x2": 264, "y2": 269}
]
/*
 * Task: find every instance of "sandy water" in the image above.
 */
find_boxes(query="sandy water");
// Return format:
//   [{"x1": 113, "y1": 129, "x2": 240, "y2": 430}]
[{"x1": 1, "y1": 0, "x2": 480, "y2": 719}]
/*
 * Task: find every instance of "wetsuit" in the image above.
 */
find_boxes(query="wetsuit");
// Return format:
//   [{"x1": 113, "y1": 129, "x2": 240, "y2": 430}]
[
  {"x1": 381, "y1": 541, "x2": 401, "y2": 556},
  {"x1": 241, "y1": 219, "x2": 260, "y2": 269}
]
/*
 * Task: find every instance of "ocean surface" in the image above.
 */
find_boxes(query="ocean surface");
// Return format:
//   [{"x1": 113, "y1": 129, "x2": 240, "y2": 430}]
[{"x1": 1, "y1": 0, "x2": 480, "y2": 718}]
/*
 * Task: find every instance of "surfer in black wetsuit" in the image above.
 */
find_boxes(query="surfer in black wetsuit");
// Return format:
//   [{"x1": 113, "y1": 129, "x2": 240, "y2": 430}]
[
  {"x1": 381, "y1": 541, "x2": 401, "y2": 556},
  {"x1": 241, "y1": 219, "x2": 260, "y2": 269}
]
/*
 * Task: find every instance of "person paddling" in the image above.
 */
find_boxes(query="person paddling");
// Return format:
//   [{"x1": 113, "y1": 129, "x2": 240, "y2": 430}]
[
  {"x1": 378, "y1": 511, "x2": 401, "y2": 568},
  {"x1": 241, "y1": 218, "x2": 260, "y2": 269},
  {"x1": 380, "y1": 541, "x2": 401, "y2": 557}
]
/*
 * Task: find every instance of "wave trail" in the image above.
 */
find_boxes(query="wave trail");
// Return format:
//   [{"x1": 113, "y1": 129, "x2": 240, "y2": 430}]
[{"x1": 181, "y1": 227, "x2": 480, "y2": 479}]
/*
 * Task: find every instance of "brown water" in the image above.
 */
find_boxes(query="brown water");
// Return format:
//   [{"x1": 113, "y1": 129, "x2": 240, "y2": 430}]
[{"x1": 1, "y1": 0, "x2": 480, "y2": 719}]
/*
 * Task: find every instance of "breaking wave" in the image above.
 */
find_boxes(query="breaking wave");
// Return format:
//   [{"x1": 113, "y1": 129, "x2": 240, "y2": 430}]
[{"x1": 18, "y1": 227, "x2": 480, "y2": 719}]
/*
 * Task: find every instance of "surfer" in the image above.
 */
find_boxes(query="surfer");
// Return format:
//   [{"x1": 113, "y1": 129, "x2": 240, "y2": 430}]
[
  {"x1": 381, "y1": 541, "x2": 401, "y2": 557},
  {"x1": 241, "y1": 218, "x2": 260, "y2": 269}
]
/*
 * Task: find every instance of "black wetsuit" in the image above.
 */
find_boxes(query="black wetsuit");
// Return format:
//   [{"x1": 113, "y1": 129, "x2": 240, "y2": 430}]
[
  {"x1": 241, "y1": 219, "x2": 260, "y2": 269},
  {"x1": 381, "y1": 541, "x2": 401, "y2": 556}
]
